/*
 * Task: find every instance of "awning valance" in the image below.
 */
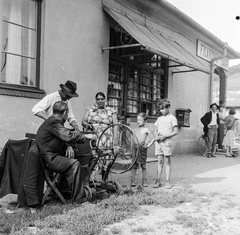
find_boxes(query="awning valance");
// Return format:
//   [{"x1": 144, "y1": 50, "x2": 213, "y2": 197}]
[{"x1": 102, "y1": 0, "x2": 210, "y2": 74}]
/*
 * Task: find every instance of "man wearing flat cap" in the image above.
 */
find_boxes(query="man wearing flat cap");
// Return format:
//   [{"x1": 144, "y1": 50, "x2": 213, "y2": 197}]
[
  {"x1": 32, "y1": 80, "x2": 79, "y2": 131},
  {"x1": 200, "y1": 103, "x2": 220, "y2": 158}
]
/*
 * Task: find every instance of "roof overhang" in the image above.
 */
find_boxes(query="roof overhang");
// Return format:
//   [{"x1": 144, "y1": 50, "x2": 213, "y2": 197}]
[
  {"x1": 102, "y1": 0, "x2": 211, "y2": 74},
  {"x1": 102, "y1": 0, "x2": 240, "y2": 74}
]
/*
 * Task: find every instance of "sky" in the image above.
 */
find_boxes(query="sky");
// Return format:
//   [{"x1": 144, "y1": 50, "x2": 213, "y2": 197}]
[{"x1": 166, "y1": 0, "x2": 240, "y2": 67}]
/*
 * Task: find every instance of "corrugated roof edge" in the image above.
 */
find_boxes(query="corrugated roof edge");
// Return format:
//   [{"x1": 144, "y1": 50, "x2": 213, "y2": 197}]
[{"x1": 160, "y1": 0, "x2": 240, "y2": 59}]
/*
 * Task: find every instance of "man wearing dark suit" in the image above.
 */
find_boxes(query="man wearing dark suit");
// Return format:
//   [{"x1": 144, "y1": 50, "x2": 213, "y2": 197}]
[
  {"x1": 35, "y1": 101, "x2": 95, "y2": 202},
  {"x1": 200, "y1": 103, "x2": 220, "y2": 158}
]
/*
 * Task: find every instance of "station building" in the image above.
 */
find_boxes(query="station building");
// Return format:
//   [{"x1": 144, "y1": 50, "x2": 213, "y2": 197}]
[{"x1": 0, "y1": 0, "x2": 239, "y2": 154}]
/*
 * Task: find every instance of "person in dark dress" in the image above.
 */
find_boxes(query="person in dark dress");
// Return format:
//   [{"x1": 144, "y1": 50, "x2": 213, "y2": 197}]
[{"x1": 35, "y1": 101, "x2": 95, "y2": 203}]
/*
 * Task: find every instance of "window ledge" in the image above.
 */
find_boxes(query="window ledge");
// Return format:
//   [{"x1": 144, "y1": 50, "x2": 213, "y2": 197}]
[{"x1": 0, "y1": 83, "x2": 45, "y2": 99}]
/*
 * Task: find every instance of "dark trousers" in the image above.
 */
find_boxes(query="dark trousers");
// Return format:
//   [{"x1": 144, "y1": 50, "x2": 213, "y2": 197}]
[
  {"x1": 207, "y1": 126, "x2": 218, "y2": 154},
  {"x1": 63, "y1": 161, "x2": 84, "y2": 202}
]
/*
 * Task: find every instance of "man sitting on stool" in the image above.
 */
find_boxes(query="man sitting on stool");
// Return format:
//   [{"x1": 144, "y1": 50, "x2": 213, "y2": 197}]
[{"x1": 35, "y1": 101, "x2": 95, "y2": 203}]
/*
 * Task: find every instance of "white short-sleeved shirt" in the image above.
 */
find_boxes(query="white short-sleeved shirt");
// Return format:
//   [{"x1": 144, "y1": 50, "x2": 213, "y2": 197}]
[
  {"x1": 154, "y1": 113, "x2": 178, "y2": 137},
  {"x1": 32, "y1": 91, "x2": 76, "y2": 124}
]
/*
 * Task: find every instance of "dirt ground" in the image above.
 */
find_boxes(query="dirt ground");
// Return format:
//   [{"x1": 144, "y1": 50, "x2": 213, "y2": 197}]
[
  {"x1": 1, "y1": 149, "x2": 240, "y2": 234},
  {"x1": 104, "y1": 149, "x2": 240, "y2": 235}
]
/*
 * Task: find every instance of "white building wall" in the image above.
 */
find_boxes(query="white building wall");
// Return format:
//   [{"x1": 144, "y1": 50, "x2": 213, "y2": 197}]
[
  {"x1": 0, "y1": 0, "x2": 110, "y2": 148},
  {"x1": 168, "y1": 66, "x2": 210, "y2": 154}
]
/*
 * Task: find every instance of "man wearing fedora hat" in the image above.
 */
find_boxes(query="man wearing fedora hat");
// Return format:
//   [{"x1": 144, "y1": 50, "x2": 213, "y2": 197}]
[
  {"x1": 32, "y1": 80, "x2": 80, "y2": 131},
  {"x1": 200, "y1": 103, "x2": 220, "y2": 158}
]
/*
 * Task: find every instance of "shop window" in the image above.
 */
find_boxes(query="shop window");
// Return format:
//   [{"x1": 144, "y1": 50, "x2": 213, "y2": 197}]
[
  {"x1": 127, "y1": 67, "x2": 140, "y2": 114},
  {"x1": 127, "y1": 65, "x2": 164, "y2": 116},
  {"x1": 107, "y1": 62, "x2": 123, "y2": 115},
  {"x1": 109, "y1": 27, "x2": 167, "y2": 117},
  {"x1": 0, "y1": 0, "x2": 43, "y2": 98}
]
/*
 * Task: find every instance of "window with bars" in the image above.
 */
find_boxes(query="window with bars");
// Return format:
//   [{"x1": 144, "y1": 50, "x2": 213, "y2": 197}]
[
  {"x1": 127, "y1": 66, "x2": 164, "y2": 116},
  {"x1": 108, "y1": 27, "x2": 167, "y2": 117},
  {"x1": 1, "y1": 0, "x2": 41, "y2": 89},
  {"x1": 107, "y1": 62, "x2": 123, "y2": 114}
]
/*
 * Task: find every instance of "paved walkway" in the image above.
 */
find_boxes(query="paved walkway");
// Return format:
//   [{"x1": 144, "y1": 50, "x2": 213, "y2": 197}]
[
  {"x1": 1, "y1": 145, "x2": 240, "y2": 209},
  {"x1": 112, "y1": 147, "x2": 240, "y2": 197}
]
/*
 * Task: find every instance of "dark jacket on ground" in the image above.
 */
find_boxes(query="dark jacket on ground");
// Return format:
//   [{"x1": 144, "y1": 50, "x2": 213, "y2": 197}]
[
  {"x1": 0, "y1": 139, "x2": 33, "y2": 198},
  {"x1": 17, "y1": 141, "x2": 44, "y2": 207},
  {"x1": 200, "y1": 111, "x2": 220, "y2": 135}
]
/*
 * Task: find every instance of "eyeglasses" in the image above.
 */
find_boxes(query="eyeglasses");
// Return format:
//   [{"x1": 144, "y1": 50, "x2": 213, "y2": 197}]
[{"x1": 96, "y1": 98, "x2": 105, "y2": 101}]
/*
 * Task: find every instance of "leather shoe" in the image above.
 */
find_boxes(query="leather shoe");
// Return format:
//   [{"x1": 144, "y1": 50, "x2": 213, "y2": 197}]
[{"x1": 211, "y1": 154, "x2": 216, "y2": 158}]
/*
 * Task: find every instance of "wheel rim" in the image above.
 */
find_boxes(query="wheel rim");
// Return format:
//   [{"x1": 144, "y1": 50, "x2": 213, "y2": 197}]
[
  {"x1": 96, "y1": 123, "x2": 139, "y2": 174},
  {"x1": 198, "y1": 136, "x2": 207, "y2": 156}
]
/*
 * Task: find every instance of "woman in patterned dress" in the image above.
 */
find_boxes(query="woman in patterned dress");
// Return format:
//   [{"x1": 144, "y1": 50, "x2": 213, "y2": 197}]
[{"x1": 81, "y1": 92, "x2": 118, "y2": 181}]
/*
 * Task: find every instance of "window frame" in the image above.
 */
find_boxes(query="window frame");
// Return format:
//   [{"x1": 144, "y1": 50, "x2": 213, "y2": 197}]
[{"x1": 0, "y1": 0, "x2": 44, "y2": 98}]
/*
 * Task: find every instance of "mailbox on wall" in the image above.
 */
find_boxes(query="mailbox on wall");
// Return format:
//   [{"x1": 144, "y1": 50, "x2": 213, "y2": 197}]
[{"x1": 176, "y1": 108, "x2": 192, "y2": 127}]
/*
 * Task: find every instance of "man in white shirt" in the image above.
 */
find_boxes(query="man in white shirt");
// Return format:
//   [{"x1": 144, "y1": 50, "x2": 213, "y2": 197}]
[
  {"x1": 32, "y1": 80, "x2": 79, "y2": 131},
  {"x1": 200, "y1": 103, "x2": 220, "y2": 158}
]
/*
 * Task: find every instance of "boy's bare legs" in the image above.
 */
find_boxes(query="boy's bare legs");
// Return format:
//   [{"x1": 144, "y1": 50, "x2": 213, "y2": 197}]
[
  {"x1": 165, "y1": 155, "x2": 172, "y2": 189},
  {"x1": 142, "y1": 164, "x2": 148, "y2": 187},
  {"x1": 153, "y1": 154, "x2": 164, "y2": 188},
  {"x1": 131, "y1": 167, "x2": 137, "y2": 187}
]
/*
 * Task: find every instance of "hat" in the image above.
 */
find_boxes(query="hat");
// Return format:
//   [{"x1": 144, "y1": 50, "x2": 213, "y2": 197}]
[
  {"x1": 210, "y1": 103, "x2": 219, "y2": 109},
  {"x1": 60, "y1": 80, "x2": 79, "y2": 98}
]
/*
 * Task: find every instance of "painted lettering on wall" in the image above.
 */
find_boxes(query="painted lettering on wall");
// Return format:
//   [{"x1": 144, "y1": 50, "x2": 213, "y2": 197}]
[{"x1": 197, "y1": 40, "x2": 229, "y2": 70}]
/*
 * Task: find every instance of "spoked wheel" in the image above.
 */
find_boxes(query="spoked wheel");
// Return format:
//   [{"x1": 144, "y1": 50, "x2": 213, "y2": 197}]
[
  {"x1": 96, "y1": 123, "x2": 139, "y2": 174},
  {"x1": 198, "y1": 135, "x2": 207, "y2": 156}
]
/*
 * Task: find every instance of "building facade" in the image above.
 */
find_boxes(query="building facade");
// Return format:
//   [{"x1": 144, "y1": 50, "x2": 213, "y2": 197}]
[{"x1": 0, "y1": 0, "x2": 240, "y2": 154}]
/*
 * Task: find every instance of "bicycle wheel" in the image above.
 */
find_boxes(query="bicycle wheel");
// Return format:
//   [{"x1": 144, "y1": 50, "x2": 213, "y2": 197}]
[
  {"x1": 198, "y1": 135, "x2": 207, "y2": 156},
  {"x1": 96, "y1": 123, "x2": 139, "y2": 174}
]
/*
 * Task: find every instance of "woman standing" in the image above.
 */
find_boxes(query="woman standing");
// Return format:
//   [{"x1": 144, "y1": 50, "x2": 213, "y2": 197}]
[
  {"x1": 223, "y1": 108, "x2": 236, "y2": 158},
  {"x1": 217, "y1": 100, "x2": 226, "y2": 150},
  {"x1": 82, "y1": 92, "x2": 118, "y2": 133},
  {"x1": 81, "y1": 92, "x2": 118, "y2": 181}
]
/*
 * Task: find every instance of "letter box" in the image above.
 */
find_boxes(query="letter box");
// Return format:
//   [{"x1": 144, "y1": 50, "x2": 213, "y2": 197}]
[{"x1": 175, "y1": 108, "x2": 192, "y2": 127}]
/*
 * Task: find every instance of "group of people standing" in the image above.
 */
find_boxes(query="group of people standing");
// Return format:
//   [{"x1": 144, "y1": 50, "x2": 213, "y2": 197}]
[
  {"x1": 200, "y1": 100, "x2": 237, "y2": 158},
  {"x1": 32, "y1": 79, "x2": 237, "y2": 205},
  {"x1": 31, "y1": 80, "x2": 179, "y2": 202}
]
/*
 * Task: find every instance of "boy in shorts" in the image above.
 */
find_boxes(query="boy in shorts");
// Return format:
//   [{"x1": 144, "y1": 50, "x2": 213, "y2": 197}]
[
  {"x1": 131, "y1": 113, "x2": 155, "y2": 187},
  {"x1": 153, "y1": 99, "x2": 178, "y2": 189}
]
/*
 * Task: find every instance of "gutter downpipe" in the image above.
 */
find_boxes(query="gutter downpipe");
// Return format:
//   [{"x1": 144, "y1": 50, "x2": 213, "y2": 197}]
[{"x1": 209, "y1": 43, "x2": 228, "y2": 105}]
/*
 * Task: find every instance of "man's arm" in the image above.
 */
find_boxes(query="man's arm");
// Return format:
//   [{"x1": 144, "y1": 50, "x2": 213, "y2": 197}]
[
  {"x1": 70, "y1": 120, "x2": 79, "y2": 131},
  {"x1": 50, "y1": 122, "x2": 85, "y2": 143},
  {"x1": 32, "y1": 93, "x2": 54, "y2": 118},
  {"x1": 34, "y1": 111, "x2": 48, "y2": 121},
  {"x1": 200, "y1": 113, "x2": 208, "y2": 126},
  {"x1": 66, "y1": 101, "x2": 78, "y2": 129}
]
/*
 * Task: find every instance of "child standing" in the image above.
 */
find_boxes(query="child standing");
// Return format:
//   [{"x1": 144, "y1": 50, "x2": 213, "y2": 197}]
[
  {"x1": 131, "y1": 113, "x2": 155, "y2": 187},
  {"x1": 153, "y1": 99, "x2": 178, "y2": 189},
  {"x1": 223, "y1": 107, "x2": 236, "y2": 158}
]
